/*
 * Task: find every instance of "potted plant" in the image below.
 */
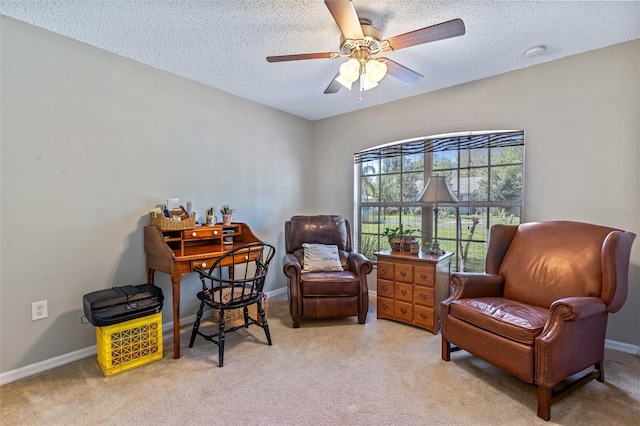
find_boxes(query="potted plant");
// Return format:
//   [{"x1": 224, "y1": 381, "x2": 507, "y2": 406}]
[
  {"x1": 383, "y1": 227, "x2": 421, "y2": 252},
  {"x1": 382, "y1": 227, "x2": 402, "y2": 251}
]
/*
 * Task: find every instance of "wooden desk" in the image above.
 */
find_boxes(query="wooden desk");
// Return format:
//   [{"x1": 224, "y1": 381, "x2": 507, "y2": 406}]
[{"x1": 144, "y1": 222, "x2": 262, "y2": 358}]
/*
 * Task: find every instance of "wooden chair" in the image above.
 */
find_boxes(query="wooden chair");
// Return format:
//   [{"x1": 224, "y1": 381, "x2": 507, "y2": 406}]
[{"x1": 189, "y1": 242, "x2": 275, "y2": 366}]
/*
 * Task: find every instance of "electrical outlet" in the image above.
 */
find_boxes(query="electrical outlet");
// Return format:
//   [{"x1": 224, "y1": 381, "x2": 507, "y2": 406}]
[{"x1": 32, "y1": 300, "x2": 48, "y2": 321}]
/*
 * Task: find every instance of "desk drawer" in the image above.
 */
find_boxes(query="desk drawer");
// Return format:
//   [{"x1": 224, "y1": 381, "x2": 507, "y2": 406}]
[
  {"x1": 191, "y1": 258, "x2": 217, "y2": 270},
  {"x1": 395, "y1": 263, "x2": 413, "y2": 283},
  {"x1": 413, "y1": 305, "x2": 434, "y2": 329},
  {"x1": 394, "y1": 301, "x2": 412, "y2": 322},
  {"x1": 414, "y1": 265, "x2": 435, "y2": 287},
  {"x1": 377, "y1": 297, "x2": 394, "y2": 318},
  {"x1": 191, "y1": 252, "x2": 254, "y2": 271},
  {"x1": 183, "y1": 227, "x2": 222, "y2": 240},
  {"x1": 377, "y1": 261, "x2": 394, "y2": 281},
  {"x1": 394, "y1": 283, "x2": 412, "y2": 303},
  {"x1": 377, "y1": 279, "x2": 394, "y2": 299},
  {"x1": 414, "y1": 287, "x2": 435, "y2": 307}
]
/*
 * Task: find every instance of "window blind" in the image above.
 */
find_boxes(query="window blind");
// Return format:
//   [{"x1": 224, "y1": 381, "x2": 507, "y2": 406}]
[{"x1": 354, "y1": 130, "x2": 525, "y2": 164}]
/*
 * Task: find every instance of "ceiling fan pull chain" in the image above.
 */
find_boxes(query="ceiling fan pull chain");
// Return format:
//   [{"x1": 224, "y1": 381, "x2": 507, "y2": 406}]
[{"x1": 358, "y1": 62, "x2": 365, "y2": 101}]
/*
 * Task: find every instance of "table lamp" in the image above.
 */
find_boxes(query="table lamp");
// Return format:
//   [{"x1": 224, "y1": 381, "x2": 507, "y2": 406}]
[{"x1": 417, "y1": 176, "x2": 459, "y2": 255}]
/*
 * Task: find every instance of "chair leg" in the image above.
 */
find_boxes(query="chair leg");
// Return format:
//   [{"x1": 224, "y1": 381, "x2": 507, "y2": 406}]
[
  {"x1": 218, "y1": 311, "x2": 226, "y2": 367},
  {"x1": 536, "y1": 361, "x2": 604, "y2": 421},
  {"x1": 595, "y1": 360, "x2": 605, "y2": 382},
  {"x1": 537, "y1": 385, "x2": 552, "y2": 421},
  {"x1": 189, "y1": 301, "x2": 205, "y2": 348},
  {"x1": 243, "y1": 306, "x2": 250, "y2": 328},
  {"x1": 441, "y1": 334, "x2": 451, "y2": 361},
  {"x1": 258, "y1": 301, "x2": 272, "y2": 345},
  {"x1": 292, "y1": 317, "x2": 300, "y2": 328},
  {"x1": 358, "y1": 312, "x2": 367, "y2": 324}
]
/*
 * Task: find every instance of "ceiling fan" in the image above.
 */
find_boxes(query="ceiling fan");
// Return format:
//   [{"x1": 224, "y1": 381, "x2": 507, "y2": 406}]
[{"x1": 266, "y1": 0, "x2": 465, "y2": 99}]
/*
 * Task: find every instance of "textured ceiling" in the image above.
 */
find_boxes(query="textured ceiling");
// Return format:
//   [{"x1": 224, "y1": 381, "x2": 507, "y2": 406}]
[{"x1": 2, "y1": 1, "x2": 639, "y2": 121}]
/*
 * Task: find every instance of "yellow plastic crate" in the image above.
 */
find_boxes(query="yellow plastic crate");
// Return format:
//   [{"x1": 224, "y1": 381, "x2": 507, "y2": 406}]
[{"x1": 96, "y1": 312, "x2": 163, "y2": 377}]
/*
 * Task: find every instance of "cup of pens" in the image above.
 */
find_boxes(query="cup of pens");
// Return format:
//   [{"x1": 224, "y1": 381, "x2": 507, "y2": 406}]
[
  {"x1": 206, "y1": 207, "x2": 215, "y2": 225},
  {"x1": 221, "y1": 205, "x2": 234, "y2": 225}
]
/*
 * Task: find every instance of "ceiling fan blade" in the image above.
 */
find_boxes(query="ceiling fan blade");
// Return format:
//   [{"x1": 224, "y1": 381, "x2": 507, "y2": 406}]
[
  {"x1": 382, "y1": 59, "x2": 424, "y2": 86},
  {"x1": 386, "y1": 18, "x2": 465, "y2": 51},
  {"x1": 324, "y1": 73, "x2": 344, "y2": 94},
  {"x1": 324, "y1": 0, "x2": 364, "y2": 40},
  {"x1": 267, "y1": 52, "x2": 340, "y2": 62}
]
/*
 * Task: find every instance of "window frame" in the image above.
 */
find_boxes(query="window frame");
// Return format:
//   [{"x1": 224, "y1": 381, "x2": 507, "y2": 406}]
[{"x1": 354, "y1": 130, "x2": 525, "y2": 273}]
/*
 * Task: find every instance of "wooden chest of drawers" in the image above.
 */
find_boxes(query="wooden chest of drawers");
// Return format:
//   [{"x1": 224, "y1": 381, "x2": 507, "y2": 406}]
[{"x1": 375, "y1": 250, "x2": 452, "y2": 334}]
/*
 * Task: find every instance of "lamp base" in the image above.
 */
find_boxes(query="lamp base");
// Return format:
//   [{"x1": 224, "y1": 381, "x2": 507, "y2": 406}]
[{"x1": 426, "y1": 240, "x2": 446, "y2": 256}]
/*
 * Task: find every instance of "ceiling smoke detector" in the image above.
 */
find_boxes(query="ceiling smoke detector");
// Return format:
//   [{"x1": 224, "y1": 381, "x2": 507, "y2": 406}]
[{"x1": 524, "y1": 45, "x2": 546, "y2": 58}]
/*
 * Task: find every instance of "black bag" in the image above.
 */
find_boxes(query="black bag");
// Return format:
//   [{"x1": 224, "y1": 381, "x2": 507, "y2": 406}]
[{"x1": 83, "y1": 284, "x2": 163, "y2": 326}]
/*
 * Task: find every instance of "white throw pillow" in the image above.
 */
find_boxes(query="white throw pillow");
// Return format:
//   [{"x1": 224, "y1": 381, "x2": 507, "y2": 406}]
[{"x1": 302, "y1": 243, "x2": 343, "y2": 272}]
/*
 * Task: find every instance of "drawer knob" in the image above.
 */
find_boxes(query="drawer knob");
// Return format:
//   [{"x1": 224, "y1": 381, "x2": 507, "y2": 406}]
[
  {"x1": 400, "y1": 271, "x2": 407, "y2": 276},
  {"x1": 192, "y1": 232, "x2": 197, "y2": 237},
  {"x1": 421, "y1": 294, "x2": 428, "y2": 300},
  {"x1": 245, "y1": 255, "x2": 248, "y2": 260},
  {"x1": 382, "y1": 286, "x2": 389, "y2": 291},
  {"x1": 214, "y1": 230, "x2": 218, "y2": 235},
  {"x1": 382, "y1": 268, "x2": 388, "y2": 273},
  {"x1": 420, "y1": 273, "x2": 428, "y2": 279},
  {"x1": 421, "y1": 313, "x2": 428, "y2": 319},
  {"x1": 401, "y1": 290, "x2": 408, "y2": 296},
  {"x1": 201, "y1": 262, "x2": 207, "y2": 268},
  {"x1": 400, "y1": 308, "x2": 407, "y2": 314}
]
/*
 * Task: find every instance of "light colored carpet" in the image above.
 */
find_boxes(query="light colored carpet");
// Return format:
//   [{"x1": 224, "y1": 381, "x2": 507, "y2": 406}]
[{"x1": 1, "y1": 294, "x2": 639, "y2": 425}]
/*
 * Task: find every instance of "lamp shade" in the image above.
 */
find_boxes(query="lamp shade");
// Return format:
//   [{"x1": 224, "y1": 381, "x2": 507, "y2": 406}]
[
  {"x1": 339, "y1": 58, "x2": 361, "y2": 82},
  {"x1": 416, "y1": 176, "x2": 459, "y2": 203},
  {"x1": 365, "y1": 59, "x2": 387, "y2": 83}
]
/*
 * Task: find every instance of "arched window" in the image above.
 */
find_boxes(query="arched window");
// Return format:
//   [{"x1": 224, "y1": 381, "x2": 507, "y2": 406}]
[{"x1": 354, "y1": 130, "x2": 525, "y2": 272}]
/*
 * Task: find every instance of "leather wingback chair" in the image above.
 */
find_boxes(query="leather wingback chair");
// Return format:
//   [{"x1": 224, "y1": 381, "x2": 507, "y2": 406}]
[
  {"x1": 283, "y1": 215, "x2": 373, "y2": 328},
  {"x1": 441, "y1": 220, "x2": 636, "y2": 421}
]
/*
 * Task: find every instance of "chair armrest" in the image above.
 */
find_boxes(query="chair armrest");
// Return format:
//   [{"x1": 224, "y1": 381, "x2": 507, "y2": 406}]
[
  {"x1": 536, "y1": 297, "x2": 608, "y2": 386},
  {"x1": 348, "y1": 252, "x2": 373, "y2": 276},
  {"x1": 541, "y1": 297, "x2": 607, "y2": 332},
  {"x1": 283, "y1": 253, "x2": 301, "y2": 278},
  {"x1": 447, "y1": 273, "x2": 505, "y2": 300}
]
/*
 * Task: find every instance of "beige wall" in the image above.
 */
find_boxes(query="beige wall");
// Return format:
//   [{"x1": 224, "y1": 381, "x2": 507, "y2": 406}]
[
  {"x1": 1, "y1": 15, "x2": 638, "y2": 376},
  {"x1": 0, "y1": 17, "x2": 313, "y2": 373},
  {"x1": 311, "y1": 39, "x2": 640, "y2": 346}
]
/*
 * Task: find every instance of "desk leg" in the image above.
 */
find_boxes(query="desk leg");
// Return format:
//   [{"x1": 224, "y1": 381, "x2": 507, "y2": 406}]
[{"x1": 171, "y1": 271, "x2": 182, "y2": 359}]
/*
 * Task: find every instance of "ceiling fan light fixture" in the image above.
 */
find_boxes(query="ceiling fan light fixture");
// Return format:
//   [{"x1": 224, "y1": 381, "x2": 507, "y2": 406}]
[
  {"x1": 361, "y1": 78, "x2": 378, "y2": 91},
  {"x1": 365, "y1": 59, "x2": 387, "y2": 83},
  {"x1": 339, "y1": 58, "x2": 361, "y2": 82},
  {"x1": 335, "y1": 74, "x2": 354, "y2": 90},
  {"x1": 266, "y1": 1, "x2": 466, "y2": 99}
]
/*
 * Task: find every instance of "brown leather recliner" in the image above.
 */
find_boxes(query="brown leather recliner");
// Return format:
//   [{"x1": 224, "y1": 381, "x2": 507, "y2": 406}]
[
  {"x1": 283, "y1": 215, "x2": 373, "y2": 328},
  {"x1": 441, "y1": 220, "x2": 636, "y2": 421}
]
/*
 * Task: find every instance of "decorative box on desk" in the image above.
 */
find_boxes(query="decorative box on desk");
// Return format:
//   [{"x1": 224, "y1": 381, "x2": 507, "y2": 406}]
[
  {"x1": 375, "y1": 250, "x2": 452, "y2": 334},
  {"x1": 96, "y1": 312, "x2": 163, "y2": 377}
]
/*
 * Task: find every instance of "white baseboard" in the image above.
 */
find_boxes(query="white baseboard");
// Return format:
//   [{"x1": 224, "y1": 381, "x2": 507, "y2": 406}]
[
  {"x1": 0, "y1": 346, "x2": 97, "y2": 386},
  {"x1": 0, "y1": 288, "x2": 288, "y2": 386},
  {"x1": 1, "y1": 288, "x2": 637, "y2": 385},
  {"x1": 604, "y1": 339, "x2": 640, "y2": 356}
]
